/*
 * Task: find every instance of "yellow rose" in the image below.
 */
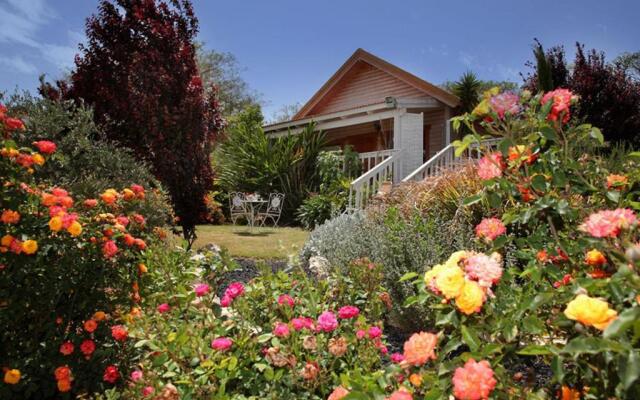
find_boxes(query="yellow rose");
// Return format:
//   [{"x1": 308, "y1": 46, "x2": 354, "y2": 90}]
[
  {"x1": 22, "y1": 240, "x2": 38, "y2": 255},
  {"x1": 424, "y1": 264, "x2": 446, "y2": 286},
  {"x1": 32, "y1": 153, "x2": 45, "y2": 166},
  {"x1": 67, "y1": 221, "x2": 82, "y2": 237},
  {"x1": 49, "y1": 216, "x2": 63, "y2": 232},
  {"x1": 455, "y1": 280, "x2": 485, "y2": 315},
  {"x1": 445, "y1": 251, "x2": 468, "y2": 268},
  {"x1": 435, "y1": 265, "x2": 465, "y2": 299},
  {"x1": 409, "y1": 373, "x2": 423, "y2": 387},
  {"x1": 564, "y1": 294, "x2": 617, "y2": 330},
  {"x1": 4, "y1": 369, "x2": 21, "y2": 384},
  {"x1": 472, "y1": 99, "x2": 490, "y2": 116}
]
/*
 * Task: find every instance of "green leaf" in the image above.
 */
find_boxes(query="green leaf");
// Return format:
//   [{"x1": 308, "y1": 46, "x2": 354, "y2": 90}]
[
  {"x1": 540, "y1": 126, "x2": 558, "y2": 142},
  {"x1": 461, "y1": 325, "x2": 481, "y2": 352},
  {"x1": 589, "y1": 127, "x2": 604, "y2": 144},
  {"x1": 551, "y1": 355, "x2": 565, "y2": 382},
  {"x1": 257, "y1": 333, "x2": 273, "y2": 343},
  {"x1": 606, "y1": 191, "x2": 621, "y2": 203},
  {"x1": 436, "y1": 310, "x2": 459, "y2": 327},
  {"x1": 399, "y1": 272, "x2": 419, "y2": 282},
  {"x1": 517, "y1": 344, "x2": 555, "y2": 356},
  {"x1": 619, "y1": 350, "x2": 640, "y2": 390},
  {"x1": 562, "y1": 337, "x2": 627, "y2": 357},
  {"x1": 463, "y1": 194, "x2": 483, "y2": 206},
  {"x1": 531, "y1": 174, "x2": 547, "y2": 192},
  {"x1": 604, "y1": 307, "x2": 640, "y2": 339},
  {"x1": 628, "y1": 151, "x2": 640, "y2": 159},
  {"x1": 423, "y1": 388, "x2": 444, "y2": 400},
  {"x1": 528, "y1": 292, "x2": 554, "y2": 311},
  {"x1": 227, "y1": 356, "x2": 238, "y2": 371}
]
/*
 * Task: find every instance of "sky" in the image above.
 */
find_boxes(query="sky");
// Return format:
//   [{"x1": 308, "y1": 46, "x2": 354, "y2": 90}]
[{"x1": 0, "y1": 0, "x2": 638, "y2": 118}]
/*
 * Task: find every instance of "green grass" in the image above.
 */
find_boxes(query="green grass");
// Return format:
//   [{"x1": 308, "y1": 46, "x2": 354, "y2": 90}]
[{"x1": 192, "y1": 224, "x2": 309, "y2": 260}]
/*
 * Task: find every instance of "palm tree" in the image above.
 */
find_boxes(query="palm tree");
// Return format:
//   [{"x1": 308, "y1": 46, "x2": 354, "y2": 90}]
[{"x1": 452, "y1": 71, "x2": 482, "y2": 113}]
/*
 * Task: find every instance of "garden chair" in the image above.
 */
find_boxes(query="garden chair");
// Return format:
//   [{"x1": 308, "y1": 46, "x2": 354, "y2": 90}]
[
  {"x1": 229, "y1": 192, "x2": 249, "y2": 225},
  {"x1": 257, "y1": 193, "x2": 285, "y2": 227}
]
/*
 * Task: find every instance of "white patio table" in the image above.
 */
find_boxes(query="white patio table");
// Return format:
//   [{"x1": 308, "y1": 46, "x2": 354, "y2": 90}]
[{"x1": 242, "y1": 195, "x2": 267, "y2": 228}]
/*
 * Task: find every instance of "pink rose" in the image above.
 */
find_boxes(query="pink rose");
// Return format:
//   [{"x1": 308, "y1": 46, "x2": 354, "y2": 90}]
[
  {"x1": 273, "y1": 322, "x2": 290, "y2": 338},
  {"x1": 292, "y1": 316, "x2": 315, "y2": 331},
  {"x1": 157, "y1": 303, "x2": 171, "y2": 313},
  {"x1": 142, "y1": 386, "x2": 155, "y2": 397},
  {"x1": 220, "y1": 295, "x2": 232, "y2": 307},
  {"x1": 194, "y1": 283, "x2": 211, "y2": 297},
  {"x1": 130, "y1": 370, "x2": 143, "y2": 382},
  {"x1": 356, "y1": 330, "x2": 366, "y2": 339},
  {"x1": 390, "y1": 352, "x2": 405, "y2": 363},
  {"x1": 277, "y1": 294, "x2": 295, "y2": 308},
  {"x1": 368, "y1": 326, "x2": 382, "y2": 339},
  {"x1": 317, "y1": 311, "x2": 338, "y2": 332},
  {"x1": 475, "y1": 218, "x2": 506, "y2": 242},
  {"x1": 489, "y1": 92, "x2": 520, "y2": 119},
  {"x1": 338, "y1": 305, "x2": 360, "y2": 319},
  {"x1": 224, "y1": 282, "x2": 245, "y2": 299},
  {"x1": 477, "y1": 152, "x2": 504, "y2": 180},
  {"x1": 211, "y1": 337, "x2": 233, "y2": 351}
]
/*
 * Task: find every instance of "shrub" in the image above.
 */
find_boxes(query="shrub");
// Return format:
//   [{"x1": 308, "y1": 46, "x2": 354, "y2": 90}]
[
  {"x1": 0, "y1": 108, "x2": 157, "y2": 398},
  {"x1": 5, "y1": 94, "x2": 173, "y2": 229},
  {"x1": 113, "y1": 252, "x2": 390, "y2": 399},
  {"x1": 215, "y1": 106, "x2": 326, "y2": 222},
  {"x1": 360, "y1": 87, "x2": 640, "y2": 398}
]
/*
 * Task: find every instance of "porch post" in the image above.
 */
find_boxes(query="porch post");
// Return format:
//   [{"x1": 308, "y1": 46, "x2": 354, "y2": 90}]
[
  {"x1": 444, "y1": 106, "x2": 451, "y2": 145},
  {"x1": 393, "y1": 110, "x2": 423, "y2": 182}
]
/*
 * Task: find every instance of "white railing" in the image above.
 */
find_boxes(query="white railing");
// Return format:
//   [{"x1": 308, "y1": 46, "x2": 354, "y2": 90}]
[
  {"x1": 349, "y1": 150, "x2": 403, "y2": 209},
  {"x1": 402, "y1": 138, "x2": 501, "y2": 182},
  {"x1": 358, "y1": 149, "x2": 396, "y2": 173}
]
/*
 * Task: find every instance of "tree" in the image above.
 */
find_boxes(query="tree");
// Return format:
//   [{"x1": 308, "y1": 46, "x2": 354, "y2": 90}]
[
  {"x1": 524, "y1": 41, "x2": 640, "y2": 145},
  {"x1": 449, "y1": 71, "x2": 482, "y2": 113},
  {"x1": 614, "y1": 51, "x2": 640, "y2": 80},
  {"x1": 442, "y1": 73, "x2": 518, "y2": 113},
  {"x1": 522, "y1": 39, "x2": 569, "y2": 93},
  {"x1": 269, "y1": 102, "x2": 302, "y2": 124},
  {"x1": 195, "y1": 43, "x2": 261, "y2": 116},
  {"x1": 44, "y1": 0, "x2": 224, "y2": 242}
]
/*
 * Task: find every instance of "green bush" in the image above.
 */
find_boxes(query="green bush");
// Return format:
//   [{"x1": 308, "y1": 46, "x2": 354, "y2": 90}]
[
  {"x1": 5, "y1": 93, "x2": 173, "y2": 228},
  {"x1": 214, "y1": 106, "x2": 326, "y2": 223}
]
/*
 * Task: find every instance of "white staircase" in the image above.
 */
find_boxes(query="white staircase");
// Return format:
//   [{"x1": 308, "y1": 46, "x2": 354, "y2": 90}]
[
  {"x1": 348, "y1": 139, "x2": 500, "y2": 209},
  {"x1": 348, "y1": 150, "x2": 403, "y2": 209}
]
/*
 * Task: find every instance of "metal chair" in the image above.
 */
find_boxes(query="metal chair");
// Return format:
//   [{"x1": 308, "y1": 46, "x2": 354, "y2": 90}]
[
  {"x1": 229, "y1": 192, "x2": 249, "y2": 225},
  {"x1": 257, "y1": 193, "x2": 285, "y2": 227}
]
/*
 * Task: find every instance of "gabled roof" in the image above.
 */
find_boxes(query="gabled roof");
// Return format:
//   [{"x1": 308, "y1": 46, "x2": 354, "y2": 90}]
[{"x1": 293, "y1": 48, "x2": 459, "y2": 120}]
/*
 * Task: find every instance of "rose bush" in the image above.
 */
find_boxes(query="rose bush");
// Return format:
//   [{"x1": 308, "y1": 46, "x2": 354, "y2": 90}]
[
  {"x1": 108, "y1": 257, "x2": 391, "y2": 399},
  {"x1": 371, "y1": 88, "x2": 640, "y2": 399},
  {"x1": 1, "y1": 106, "x2": 159, "y2": 399}
]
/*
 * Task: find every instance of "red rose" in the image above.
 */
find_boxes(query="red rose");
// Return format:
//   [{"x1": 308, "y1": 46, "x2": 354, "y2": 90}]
[
  {"x1": 111, "y1": 325, "x2": 128, "y2": 341},
  {"x1": 33, "y1": 140, "x2": 57, "y2": 154},
  {"x1": 103, "y1": 365, "x2": 120, "y2": 383}
]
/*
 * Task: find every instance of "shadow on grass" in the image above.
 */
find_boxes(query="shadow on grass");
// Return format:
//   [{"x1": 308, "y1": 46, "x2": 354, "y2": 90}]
[{"x1": 232, "y1": 230, "x2": 276, "y2": 237}]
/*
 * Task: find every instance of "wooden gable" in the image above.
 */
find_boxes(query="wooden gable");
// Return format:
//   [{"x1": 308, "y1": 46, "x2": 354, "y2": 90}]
[
  {"x1": 293, "y1": 48, "x2": 459, "y2": 120},
  {"x1": 306, "y1": 60, "x2": 426, "y2": 117}
]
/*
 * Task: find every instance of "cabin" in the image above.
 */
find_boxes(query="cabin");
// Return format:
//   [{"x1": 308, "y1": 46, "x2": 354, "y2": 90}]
[{"x1": 263, "y1": 48, "x2": 463, "y2": 208}]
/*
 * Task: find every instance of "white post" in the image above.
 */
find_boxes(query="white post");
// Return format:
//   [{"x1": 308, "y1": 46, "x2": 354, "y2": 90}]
[{"x1": 444, "y1": 106, "x2": 451, "y2": 145}]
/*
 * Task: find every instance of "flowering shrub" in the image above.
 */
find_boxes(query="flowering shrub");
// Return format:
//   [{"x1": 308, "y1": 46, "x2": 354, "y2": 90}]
[
  {"x1": 380, "y1": 88, "x2": 640, "y2": 398},
  {"x1": 0, "y1": 107, "x2": 158, "y2": 398},
  {"x1": 111, "y1": 256, "x2": 391, "y2": 399}
]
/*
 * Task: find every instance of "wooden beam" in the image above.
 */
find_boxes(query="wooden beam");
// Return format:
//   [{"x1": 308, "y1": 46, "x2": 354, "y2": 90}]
[
  {"x1": 269, "y1": 108, "x2": 406, "y2": 137},
  {"x1": 264, "y1": 101, "x2": 393, "y2": 133}
]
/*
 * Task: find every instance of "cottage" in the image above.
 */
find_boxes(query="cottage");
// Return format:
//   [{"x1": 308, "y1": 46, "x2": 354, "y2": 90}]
[{"x1": 264, "y1": 48, "x2": 463, "y2": 207}]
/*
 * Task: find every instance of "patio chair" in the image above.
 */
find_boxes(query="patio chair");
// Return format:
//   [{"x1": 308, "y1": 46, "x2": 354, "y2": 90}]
[
  {"x1": 257, "y1": 193, "x2": 285, "y2": 227},
  {"x1": 229, "y1": 192, "x2": 249, "y2": 225}
]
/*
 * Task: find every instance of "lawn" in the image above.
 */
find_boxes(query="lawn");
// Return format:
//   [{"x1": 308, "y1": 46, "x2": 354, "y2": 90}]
[{"x1": 192, "y1": 224, "x2": 309, "y2": 260}]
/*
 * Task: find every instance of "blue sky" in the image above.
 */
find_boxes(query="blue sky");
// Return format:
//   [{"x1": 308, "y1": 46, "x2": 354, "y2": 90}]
[{"x1": 1, "y1": 0, "x2": 638, "y2": 117}]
